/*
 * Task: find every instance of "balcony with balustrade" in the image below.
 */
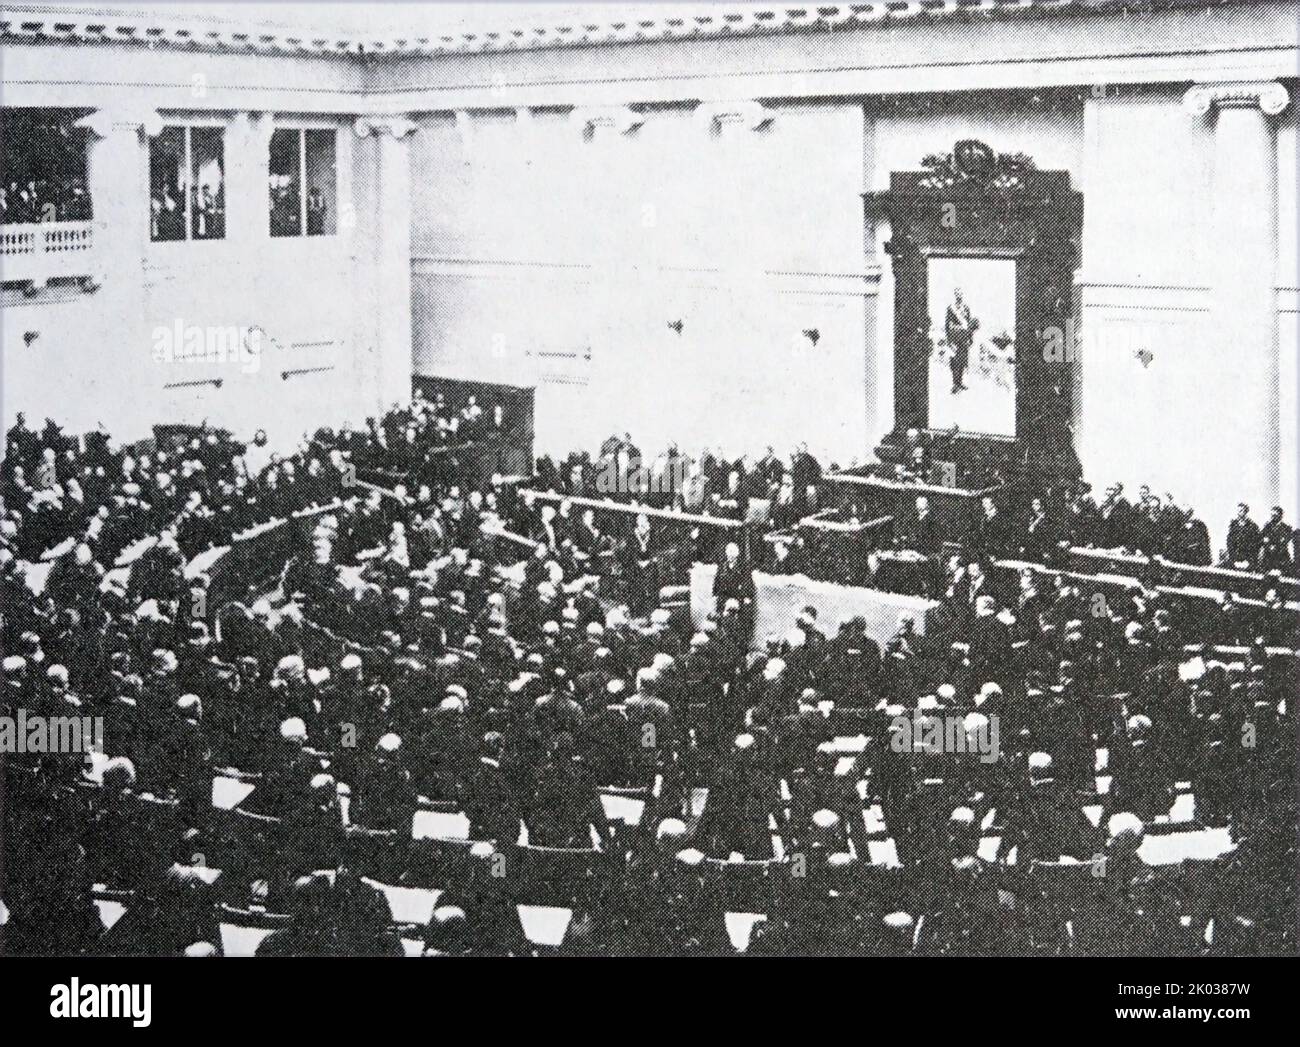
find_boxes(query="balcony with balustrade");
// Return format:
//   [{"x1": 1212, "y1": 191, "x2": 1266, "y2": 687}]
[{"x1": 0, "y1": 220, "x2": 98, "y2": 292}]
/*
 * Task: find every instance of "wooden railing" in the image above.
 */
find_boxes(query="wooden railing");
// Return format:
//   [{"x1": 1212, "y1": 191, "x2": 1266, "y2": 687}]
[{"x1": 523, "y1": 489, "x2": 746, "y2": 532}]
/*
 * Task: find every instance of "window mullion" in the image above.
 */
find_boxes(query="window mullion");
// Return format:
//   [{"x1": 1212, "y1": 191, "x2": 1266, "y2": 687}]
[
  {"x1": 183, "y1": 126, "x2": 193, "y2": 241},
  {"x1": 298, "y1": 130, "x2": 307, "y2": 237}
]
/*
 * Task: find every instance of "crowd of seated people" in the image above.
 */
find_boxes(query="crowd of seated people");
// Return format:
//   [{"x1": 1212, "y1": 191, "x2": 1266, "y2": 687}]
[
  {"x1": 0, "y1": 175, "x2": 92, "y2": 225},
  {"x1": 0, "y1": 390, "x2": 509, "y2": 563},
  {"x1": 1, "y1": 407, "x2": 1296, "y2": 957},
  {"x1": 529, "y1": 439, "x2": 1296, "y2": 608}
]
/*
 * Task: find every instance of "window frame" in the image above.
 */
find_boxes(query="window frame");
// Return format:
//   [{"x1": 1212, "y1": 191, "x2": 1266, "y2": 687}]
[
  {"x1": 268, "y1": 122, "x2": 340, "y2": 240},
  {"x1": 149, "y1": 117, "x2": 228, "y2": 246}
]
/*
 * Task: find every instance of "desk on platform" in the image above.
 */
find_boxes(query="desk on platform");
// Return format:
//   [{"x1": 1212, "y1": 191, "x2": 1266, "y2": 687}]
[
  {"x1": 822, "y1": 471, "x2": 1002, "y2": 545},
  {"x1": 774, "y1": 511, "x2": 894, "y2": 586}
]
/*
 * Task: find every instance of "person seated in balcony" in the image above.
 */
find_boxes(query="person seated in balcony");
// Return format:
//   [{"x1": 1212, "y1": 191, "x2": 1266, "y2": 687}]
[
  {"x1": 306, "y1": 186, "x2": 328, "y2": 235},
  {"x1": 62, "y1": 179, "x2": 91, "y2": 222},
  {"x1": 269, "y1": 180, "x2": 301, "y2": 237},
  {"x1": 151, "y1": 185, "x2": 185, "y2": 241},
  {"x1": 12, "y1": 179, "x2": 40, "y2": 223},
  {"x1": 192, "y1": 183, "x2": 224, "y2": 240}
]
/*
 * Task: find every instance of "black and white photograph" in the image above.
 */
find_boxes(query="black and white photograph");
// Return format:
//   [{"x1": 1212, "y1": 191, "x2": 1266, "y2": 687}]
[
  {"x1": 0, "y1": 0, "x2": 1297, "y2": 1010},
  {"x1": 926, "y1": 255, "x2": 1017, "y2": 436}
]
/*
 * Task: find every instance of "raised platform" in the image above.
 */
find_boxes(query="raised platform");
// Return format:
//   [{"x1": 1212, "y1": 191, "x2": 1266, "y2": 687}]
[
  {"x1": 690, "y1": 563, "x2": 938, "y2": 649},
  {"x1": 822, "y1": 468, "x2": 1003, "y2": 546}
]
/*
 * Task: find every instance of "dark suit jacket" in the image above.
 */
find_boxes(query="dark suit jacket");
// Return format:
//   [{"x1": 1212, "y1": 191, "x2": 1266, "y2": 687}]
[
  {"x1": 1101, "y1": 498, "x2": 1136, "y2": 550},
  {"x1": 1226, "y1": 518, "x2": 1262, "y2": 566},
  {"x1": 910, "y1": 512, "x2": 941, "y2": 555},
  {"x1": 713, "y1": 561, "x2": 756, "y2": 606},
  {"x1": 1259, "y1": 520, "x2": 1293, "y2": 571}
]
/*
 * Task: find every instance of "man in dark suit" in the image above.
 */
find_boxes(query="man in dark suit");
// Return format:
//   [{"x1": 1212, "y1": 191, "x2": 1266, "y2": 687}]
[
  {"x1": 1213, "y1": 592, "x2": 1249, "y2": 647},
  {"x1": 625, "y1": 668, "x2": 678, "y2": 782},
  {"x1": 1067, "y1": 485, "x2": 1102, "y2": 547},
  {"x1": 1099, "y1": 483, "x2": 1136, "y2": 550},
  {"x1": 712, "y1": 541, "x2": 756, "y2": 614},
  {"x1": 1258, "y1": 506, "x2": 1293, "y2": 573},
  {"x1": 770, "y1": 472, "x2": 801, "y2": 530},
  {"x1": 948, "y1": 559, "x2": 991, "y2": 627},
  {"x1": 790, "y1": 443, "x2": 821, "y2": 511},
  {"x1": 618, "y1": 512, "x2": 659, "y2": 618},
  {"x1": 909, "y1": 496, "x2": 942, "y2": 555},
  {"x1": 1178, "y1": 507, "x2": 1212, "y2": 566},
  {"x1": 1225, "y1": 503, "x2": 1262, "y2": 568},
  {"x1": 1022, "y1": 496, "x2": 1057, "y2": 563},
  {"x1": 973, "y1": 496, "x2": 1011, "y2": 560},
  {"x1": 968, "y1": 594, "x2": 1013, "y2": 687}
]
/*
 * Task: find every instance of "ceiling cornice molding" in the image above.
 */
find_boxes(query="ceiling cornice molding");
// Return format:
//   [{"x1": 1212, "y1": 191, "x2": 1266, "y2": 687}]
[{"x1": 0, "y1": 2, "x2": 1275, "y2": 61}]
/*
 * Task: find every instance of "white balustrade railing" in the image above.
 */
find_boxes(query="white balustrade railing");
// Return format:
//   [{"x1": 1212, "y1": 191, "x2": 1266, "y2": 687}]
[{"x1": 0, "y1": 220, "x2": 96, "y2": 286}]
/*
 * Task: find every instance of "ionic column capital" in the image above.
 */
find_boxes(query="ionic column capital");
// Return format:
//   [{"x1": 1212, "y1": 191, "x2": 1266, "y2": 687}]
[
  {"x1": 353, "y1": 115, "x2": 420, "y2": 140},
  {"x1": 694, "y1": 100, "x2": 775, "y2": 133},
  {"x1": 232, "y1": 111, "x2": 275, "y2": 147},
  {"x1": 569, "y1": 105, "x2": 645, "y2": 138},
  {"x1": 76, "y1": 108, "x2": 165, "y2": 139},
  {"x1": 1183, "y1": 81, "x2": 1289, "y2": 118}
]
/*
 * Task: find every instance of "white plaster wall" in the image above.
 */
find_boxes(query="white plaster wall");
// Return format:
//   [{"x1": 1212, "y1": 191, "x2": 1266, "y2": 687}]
[
  {"x1": 1276, "y1": 110, "x2": 1299, "y2": 523},
  {"x1": 411, "y1": 101, "x2": 874, "y2": 464},
  {"x1": 1076, "y1": 89, "x2": 1256, "y2": 547}
]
